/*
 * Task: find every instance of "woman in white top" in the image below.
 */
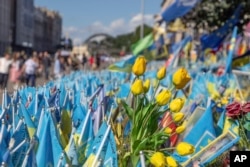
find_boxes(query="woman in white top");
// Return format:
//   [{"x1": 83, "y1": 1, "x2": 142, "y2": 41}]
[{"x1": 0, "y1": 53, "x2": 13, "y2": 89}]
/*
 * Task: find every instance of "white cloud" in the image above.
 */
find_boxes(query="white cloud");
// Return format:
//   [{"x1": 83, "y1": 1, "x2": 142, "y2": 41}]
[{"x1": 64, "y1": 13, "x2": 155, "y2": 45}]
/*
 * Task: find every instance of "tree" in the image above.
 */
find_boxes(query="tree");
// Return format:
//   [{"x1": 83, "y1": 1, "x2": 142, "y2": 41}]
[{"x1": 182, "y1": 0, "x2": 250, "y2": 32}]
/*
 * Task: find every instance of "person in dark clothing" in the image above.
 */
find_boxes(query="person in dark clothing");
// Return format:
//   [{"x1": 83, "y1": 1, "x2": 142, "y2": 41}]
[
  {"x1": 82, "y1": 54, "x2": 87, "y2": 66},
  {"x1": 95, "y1": 54, "x2": 101, "y2": 68},
  {"x1": 69, "y1": 54, "x2": 80, "y2": 71},
  {"x1": 42, "y1": 51, "x2": 51, "y2": 80}
]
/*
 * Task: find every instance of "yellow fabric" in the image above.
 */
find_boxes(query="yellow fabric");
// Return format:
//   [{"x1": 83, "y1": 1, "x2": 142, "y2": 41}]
[
  {"x1": 61, "y1": 110, "x2": 72, "y2": 137},
  {"x1": 223, "y1": 117, "x2": 239, "y2": 135},
  {"x1": 58, "y1": 125, "x2": 68, "y2": 149},
  {"x1": 27, "y1": 127, "x2": 36, "y2": 139},
  {"x1": 83, "y1": 154, "x2": 96, "y2": 167}
]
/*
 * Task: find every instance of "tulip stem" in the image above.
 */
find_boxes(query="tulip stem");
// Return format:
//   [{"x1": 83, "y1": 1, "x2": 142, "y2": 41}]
[
  {"x1": 237, "y1": 116, "x2": 249, "y2": 148},
  {"x1": 159, "y1": 147, "x2": 176, "y2": 151},
  {"x1": 153, "y1": 80, "x2": 160, "y2": 100}
]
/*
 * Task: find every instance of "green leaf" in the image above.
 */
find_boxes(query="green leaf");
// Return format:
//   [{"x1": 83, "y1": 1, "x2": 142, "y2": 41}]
[
  {"x1": 135, "y1": 96, "x2": 144, "y2": 113},
  {"x1": 246, "y1": 113, "x2": 250, "y2": 121},
  {"x1": 244, "y1": 122, "x2": 250, "y2": 131},
  {"x1": 121, "y1": 99, "x2": 134, "y2": 119},
  {"x1": 134, "y1": 138, "x2": 148, "y2": 154},
  {"x1": 134, "y1": 103, "x2": 154, "y2": 132}
]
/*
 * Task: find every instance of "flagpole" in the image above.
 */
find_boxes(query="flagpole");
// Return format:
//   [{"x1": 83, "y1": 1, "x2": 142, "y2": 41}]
[
  {"x1": 91, "y1": 125, "x2": 111, "y2": 167},
  {"x1": 140, "y1": 0, "x2": 145, "y2": 39},
  {"x1": 78, "y1": 108, "x2": 91, "y2": 146},
  {"x1": 139, "y1": 151, "x2": 146, "y2": 167}
]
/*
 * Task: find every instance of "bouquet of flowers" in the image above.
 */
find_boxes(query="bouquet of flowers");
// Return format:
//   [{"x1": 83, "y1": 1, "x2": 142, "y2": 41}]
[
  {"x1": 225, "y1": 101, "x2": 250, "y2": 150},
  {"x1": 112, "y1": 56, "x2": 195, "y2": 167}
]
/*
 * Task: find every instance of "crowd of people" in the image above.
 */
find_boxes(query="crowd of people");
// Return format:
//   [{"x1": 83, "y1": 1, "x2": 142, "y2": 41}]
[{"x1": 0, "y1": 50, "x2": 105, "y2": 91}]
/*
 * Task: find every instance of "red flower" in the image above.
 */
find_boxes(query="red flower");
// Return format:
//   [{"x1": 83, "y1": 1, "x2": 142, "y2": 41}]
[
  {"x1": 226, "y1": 102, "x2": 241, "y2": 118},
  {"x1": 241, "y1": 102, "x2": 250, "y2": 113}
]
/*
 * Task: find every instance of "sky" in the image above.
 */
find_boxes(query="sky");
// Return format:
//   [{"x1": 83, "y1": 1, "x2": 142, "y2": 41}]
[{"x1": 35, "y1": 0, "x2": 162, "y2": 45}]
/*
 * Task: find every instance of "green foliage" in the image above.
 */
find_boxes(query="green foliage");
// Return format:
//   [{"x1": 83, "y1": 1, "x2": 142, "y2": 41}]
[
  {"x1": 182, "y1": 0, "x2": 250, "y2": 31},
  {"x1": 102, "y1": 24, "x2": 153, "y2": 53}
]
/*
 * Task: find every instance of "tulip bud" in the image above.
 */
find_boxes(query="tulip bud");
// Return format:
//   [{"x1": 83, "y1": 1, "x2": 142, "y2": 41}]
[
  {"x1": 164, "y1": 127, "x2": 172, "y2": 134},
  {"x1": 131, "y1": 79, "x2": 144, "y2": 95},
  {"x1": 157, "y1": 67, "x2": 166, "y2": 80},
  {"x1": 143, "y1": 79, "x2": 150, "y2": 93},
  {"x1": 150, "y1": 152, "x2": 166, "y2": 167},
  {"x1": 176, "y1": 142, "x2": 195, "y2": 156},
  {"x1": 170, "y1": 98, "x2": 185, "y2": 113},
  {"x1": 156, "y1": 89, "x2": 171, "y2": 106},
  {"x1": 132, "y1": 56, "x2": 146, "y2": 76},
  {"x1": 173, "y1": 113, "x2": 184, "y2": 122},
  {"x1": 172, "y1": 67, "x2": 191, "y2": 89},
  {"x1": 175, "y1": 125, "x2": 186, "y2": 134},
  {"x1": 166, "y1": 156, "x2": 178, "y2": 167}
]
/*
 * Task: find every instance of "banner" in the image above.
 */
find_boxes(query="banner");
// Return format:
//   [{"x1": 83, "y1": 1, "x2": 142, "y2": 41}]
[
  {"x1": 200, "y1": 5, "x2": 242, "y2": 50},
  {"x1": 161, "y1": 0, "x2": 201, "y2": 22}
]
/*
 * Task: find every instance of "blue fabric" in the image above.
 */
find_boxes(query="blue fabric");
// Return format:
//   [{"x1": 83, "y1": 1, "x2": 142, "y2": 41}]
[{"x1": 161, "y1": 0, "x2": 201, "y2": 22}]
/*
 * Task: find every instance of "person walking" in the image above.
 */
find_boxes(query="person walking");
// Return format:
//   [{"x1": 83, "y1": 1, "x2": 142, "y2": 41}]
[
  {"x1": 0, "y1": 52, "x2": 13, "y2": 90},
  {"x1": 42, "y1": 51, "x2": 51, "y2": 80},
  {"x1": 54, "y1": 55, "x2": 65, "y2": 79},
  {"x1": 22, "y1": 55, "x2": 39, "y2": 87},
  {"x1": 9, "y1": 52, "x2": 22, "y2": 90}
]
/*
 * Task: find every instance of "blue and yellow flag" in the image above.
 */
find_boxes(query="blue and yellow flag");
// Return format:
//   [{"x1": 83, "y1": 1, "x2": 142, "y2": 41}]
[
  {"x1": 19, "y1": 103, "x2": 36, "y2": 139},
  {"x1": 200, "y1": 5, "x2": 242, "y2": 50},
  {"x1": 108, "y1": 55, "x2": 137, "y2": 73},
  {"x1": 84, "y1": 122, "x2": 111, "y2": 166},
  {"x1": 103, "y1": 129, "x2": 118, "y2": 167},
  {"x1": 36, "y1": 112, "x2": 64, "y2": 167},
  {"x1": 172, "y1": 102, "x2": 216, "y2": 163}
]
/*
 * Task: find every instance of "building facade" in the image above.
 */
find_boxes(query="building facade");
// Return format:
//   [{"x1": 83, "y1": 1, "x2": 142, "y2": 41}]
[
  {"x1": 33, "y1": 7, "x2": 62, "y2": 53},
  {"x1": 0, "y1": 1, "x2": 62, "y2": 55},
  {"x1": 33, "y1": 7, "x2": 44, "y2": 52},
  {"x1": 0, "y1": 0, "x2": 11, "y2": 55},
  {"x1": 14, "y1": 0, "x2": 34, "y2": 53}
]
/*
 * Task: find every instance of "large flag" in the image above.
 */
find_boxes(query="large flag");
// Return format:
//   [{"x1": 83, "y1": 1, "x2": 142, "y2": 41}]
[
  {"x1": 200, "y1": 4, "x2": 242, "y2": 50},
  {"x1": 131, "y1": 33, "x2": 154, "y2": 56},
  {"x1": 161, "y1": 0, "x2": 201, "y2": 22},
  {"x1": 224, "y1": 26, "x2": 238, "y2": 74},
  {"x1": 108, "y1": 55, "x2": 137, "y2": 73}
]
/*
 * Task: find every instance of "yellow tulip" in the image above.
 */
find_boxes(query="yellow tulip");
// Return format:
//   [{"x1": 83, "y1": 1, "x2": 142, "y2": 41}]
[
  {"x1": 175, "y1": 125, "x2": 186, "y2": 134},
  {"x1": 170, "y1": 98, "x2": 185, "y2": 113},
  {"x1": 131, "y1": 79, "x2": 144, "y2": 95},
  {"x1": 132, "y1": 56, "x2": 146, "y2": 76},
  {"x1": 176, "y1": 142, "x2": 195, "y2": 156},
  {"x1": 166, "y1": 156, "x2": 178, "y2": 167},
  {"x1": 221, "y1": 97, "x2": 229, "y2": 105},
  {"x1": 156, "y1": 90, "x2": 171, "y2": 106},
  {"x1": 172, "y1": 67, "x2": 191, "y2": 89},
  {"x1": 173, "y1": 113, "x2": 184, "y2": 122},
  {"x1": 157, "y1": 67, "x2": 166, "y2": 80},
  {"x1": 164, "y1": 127, "x2": 172, "y2": 134},
  {"x1": 143, "y1": 79, "x2": 150, "y2": 93},
  {"x1": 150, "y1": 152, "x2": 166, "y2": 167}
]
